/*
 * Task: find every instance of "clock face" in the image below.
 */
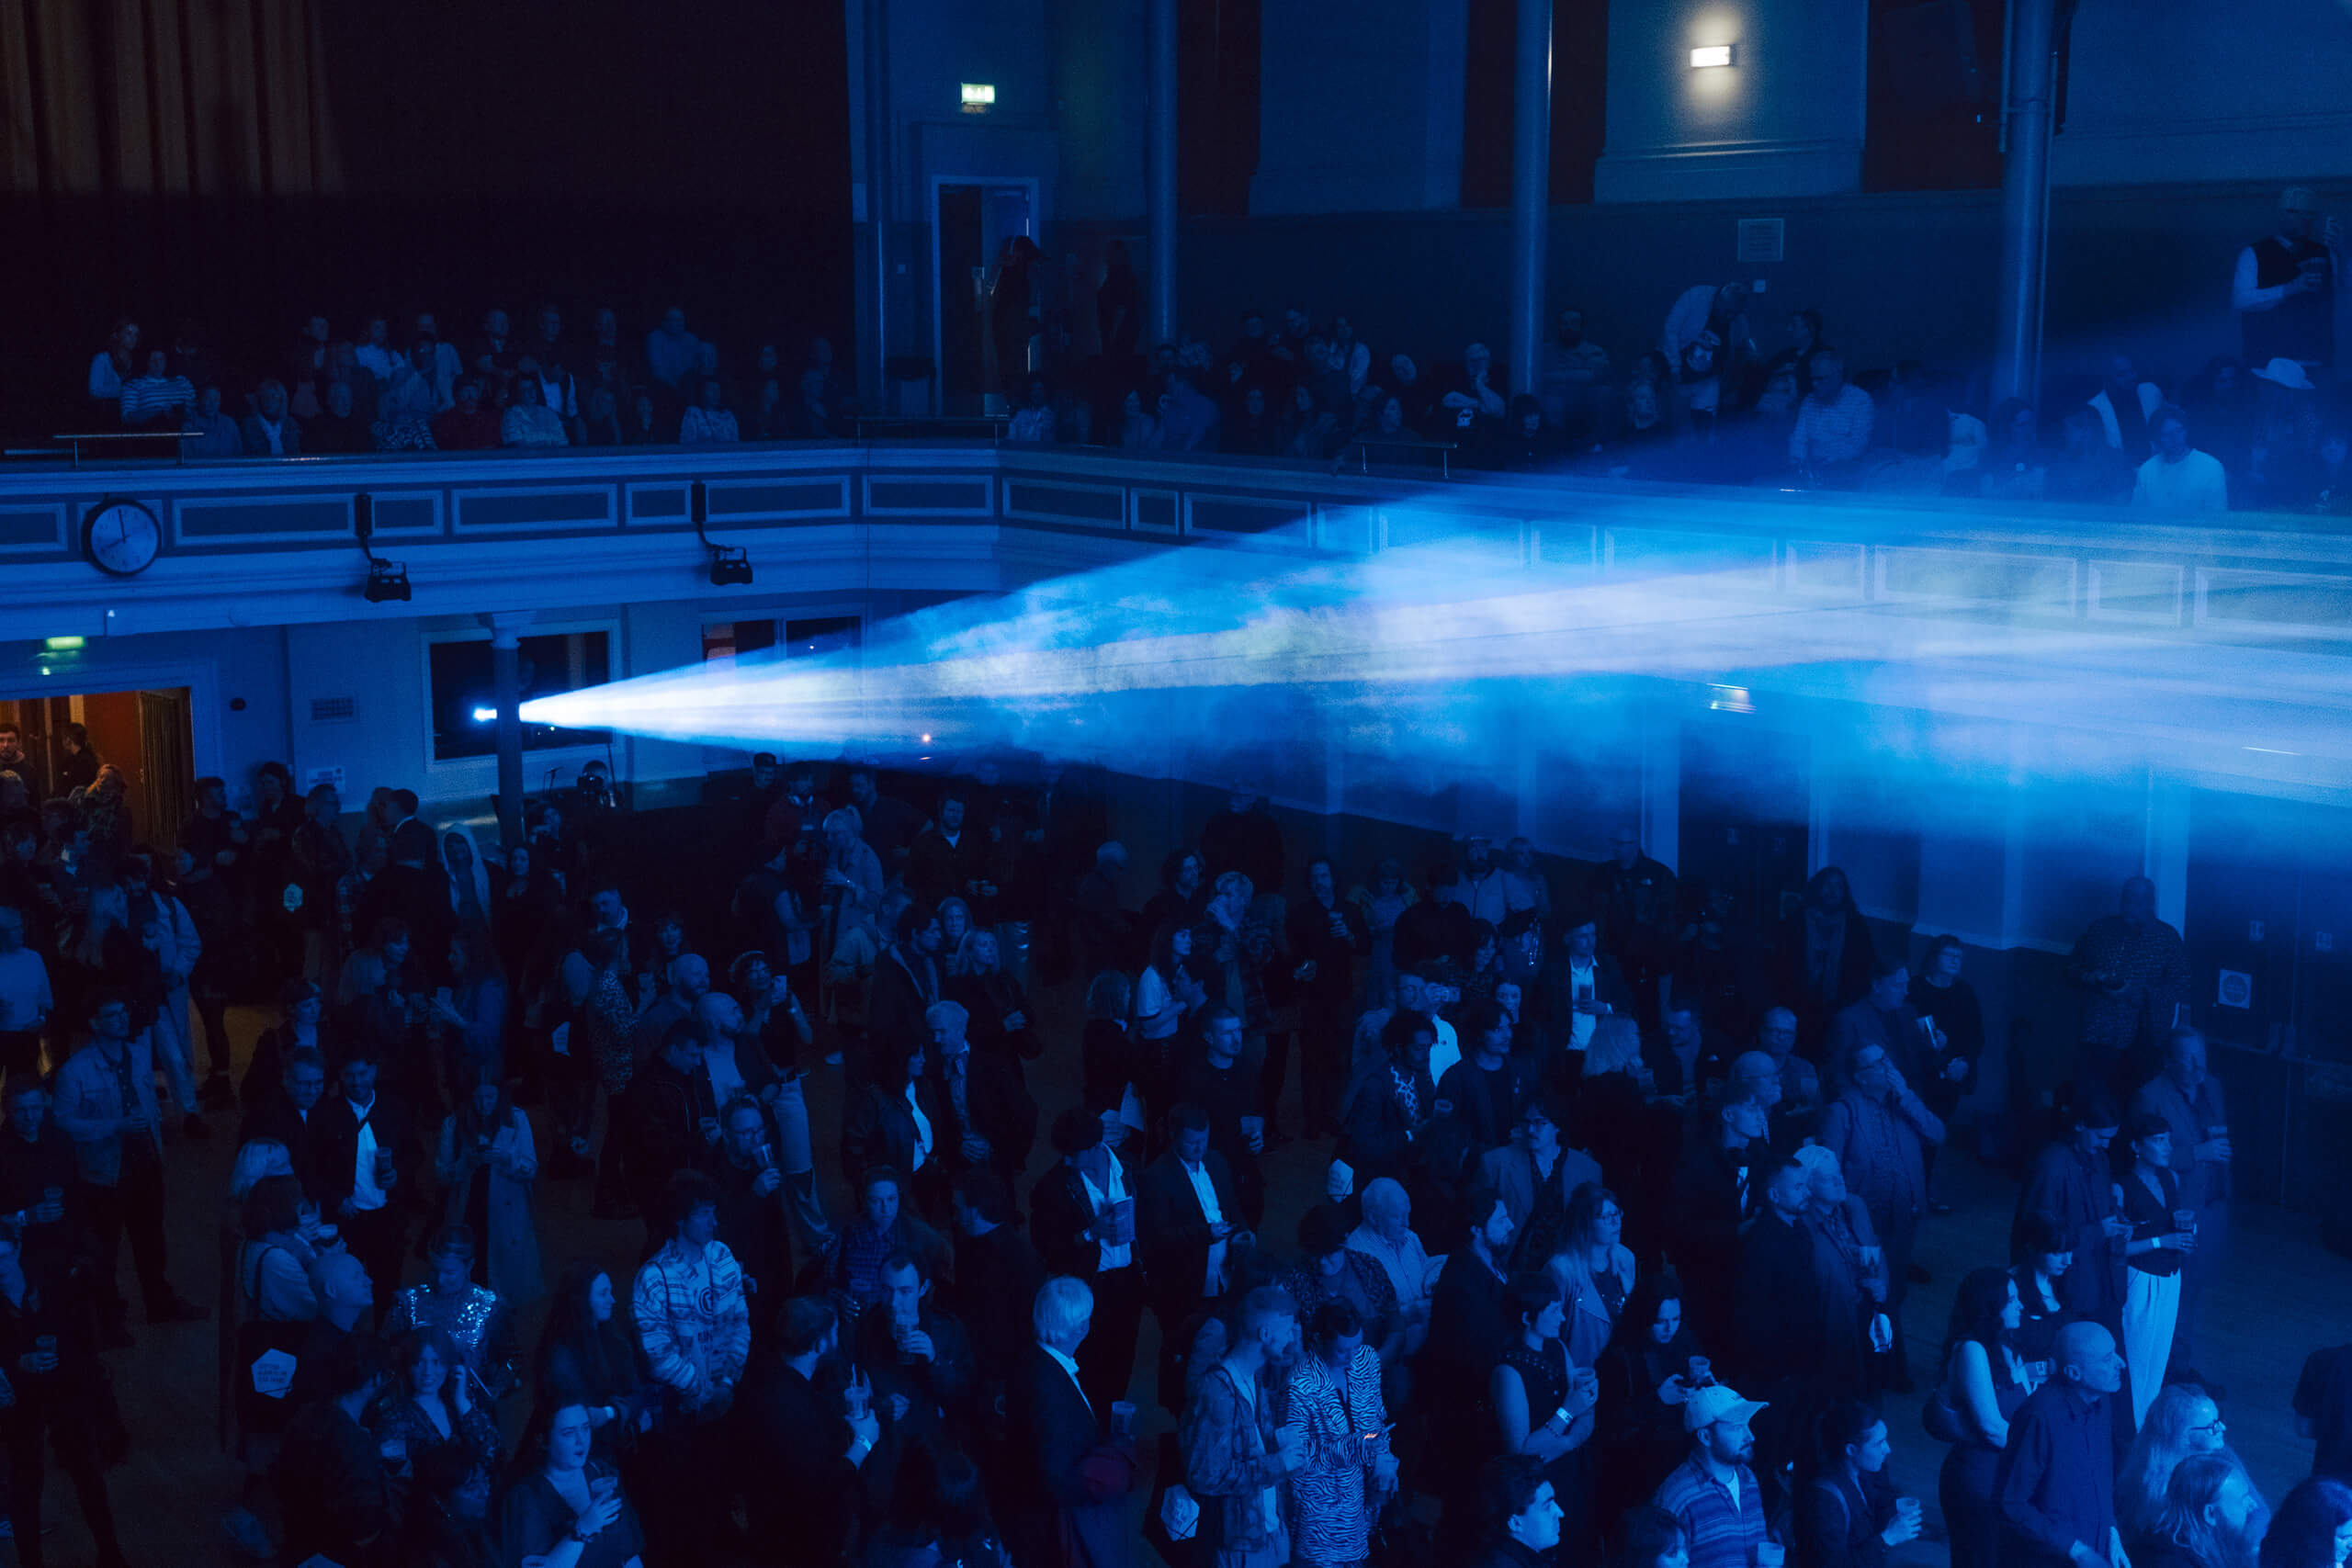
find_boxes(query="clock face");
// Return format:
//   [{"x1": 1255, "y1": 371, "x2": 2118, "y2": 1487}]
[{"x1": 82, "y1": 499, "x2": 162, "y2": 576}]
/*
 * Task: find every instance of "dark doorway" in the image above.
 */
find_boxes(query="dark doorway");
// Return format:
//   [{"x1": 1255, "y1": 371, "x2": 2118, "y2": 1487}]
[
  {"x1": 933, "y1": 183, "x2": 1035, "y2": 416},
  {"x1": 1, "y1": 687, "x2": 194, "y2": 852}
]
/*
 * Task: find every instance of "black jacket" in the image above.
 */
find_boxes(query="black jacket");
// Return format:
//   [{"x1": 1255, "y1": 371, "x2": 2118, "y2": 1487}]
[
  {"x1": 306, "y1": 1093, "x2": 417, "y2": 1216},
  {"x1": 1737, "y1": 1207, "x2": 1826, "y2": 1382},
  {"x1": 1137, "y1": 1148, "x2": 1238, "y2": 1309}
]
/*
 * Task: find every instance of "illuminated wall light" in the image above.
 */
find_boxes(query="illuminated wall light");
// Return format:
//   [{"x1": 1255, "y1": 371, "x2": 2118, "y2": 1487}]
[
  {"x1": 42, "y1": 636, "x2": 85, "y2": 651},
  {"x1": 959, "y1": 83, "x2": 995, "y2": 112},
  {"x1": 472, "y1": 706, "x2": 499, "y2": 724},
  {"x1": 1690, "y1": 44, "x2": 1734, "y2": 68},
  {"x1": 1708, "y1": 683, "x2": 1755, "y2": 713}
]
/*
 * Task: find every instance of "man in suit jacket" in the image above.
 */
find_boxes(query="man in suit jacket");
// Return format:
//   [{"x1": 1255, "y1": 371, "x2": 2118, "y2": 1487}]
[
  {"x1": 304, "y1": 1051, "x2": 415, "y2": 1324},
  {"x1": 1286, "y1": 857, "x2": 1372, "y2": 1138},
  {"x1": 1002, "y1": 1276, "x2": 1134, "y2": 1568},
  {"x1": 241, "y1": 1045, "x2": 330, "y2": 1177},
  {"x1": 924, "y1": 1000, "x2": 1036, "y2": 1187},
  {"x1": 1137, "y1": 1106, "x2": 1247, "y2": 1344},
  {"x1": 1736, "y1": 1153, "x2": 1827, "y2": 1387}
]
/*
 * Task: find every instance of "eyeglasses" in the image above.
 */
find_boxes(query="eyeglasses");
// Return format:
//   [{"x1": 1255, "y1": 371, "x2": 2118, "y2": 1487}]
[{"x1": 2190, "y1": 1417, "x2": 2227, "y2": 1436}]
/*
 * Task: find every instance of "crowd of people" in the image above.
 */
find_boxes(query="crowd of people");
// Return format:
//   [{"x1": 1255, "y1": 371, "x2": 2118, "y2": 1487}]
[
  {"x1": 51, "y1": 186, "x2": 2349, "y2": 523},
  {"x1": 993, "y1": 197, "x2": 2349, "y2": 519},
  {"x1": 4, "y1": 726, "x2": 2352, "y2": 1568},
  {"x1": 74, "y1": 303, "x2": 857, "y2": 457}
]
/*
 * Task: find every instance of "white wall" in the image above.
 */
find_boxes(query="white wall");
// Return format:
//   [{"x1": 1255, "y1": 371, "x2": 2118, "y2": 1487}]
[
  {"x1": 2054, "y1": 0, "x2": 2352, "y2": 186},
  {"x1": 1593, "y1": 0, "x2": 1869, "y2": 202},
  {"x1": 1250, "y1": 0, "x2": 1468, "y2": 214}
]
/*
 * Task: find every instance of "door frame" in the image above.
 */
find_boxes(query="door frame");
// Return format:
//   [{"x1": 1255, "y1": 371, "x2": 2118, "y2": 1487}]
[
  {"x1": 927, "y1": 175, "x2": 1040, "y2": 416},
  {"x1": 0, "y1": 659, "x2": 222, "y2": 786}
]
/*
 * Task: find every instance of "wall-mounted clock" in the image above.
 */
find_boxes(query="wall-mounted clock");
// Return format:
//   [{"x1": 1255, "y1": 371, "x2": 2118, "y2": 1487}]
[{"x1": 82, "y1": 498, "x2": 162, "y2": 576}]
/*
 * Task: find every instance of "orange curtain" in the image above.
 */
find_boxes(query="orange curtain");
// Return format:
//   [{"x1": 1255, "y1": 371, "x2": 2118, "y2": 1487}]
[{"x1": 0, "y1": 0, "x2": 338, "y2": 197}]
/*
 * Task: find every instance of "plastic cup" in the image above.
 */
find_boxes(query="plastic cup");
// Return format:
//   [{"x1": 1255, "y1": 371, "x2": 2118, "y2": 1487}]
[
  {"x1": 1689, "y1": 1356, "x2": 1711, "y2": 1385},
  {"x1": 590, "y1": 1473, "x2": 619, "y2": 1506},
  {"x1": 1111, "y1": 1399, "x2": 1136, "y2": 1437}
]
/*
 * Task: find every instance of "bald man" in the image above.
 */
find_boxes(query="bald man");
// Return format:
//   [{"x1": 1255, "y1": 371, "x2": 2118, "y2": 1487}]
[{"x1": 1996, "y1": 1321, "x2": 2129, "y2": 1568}]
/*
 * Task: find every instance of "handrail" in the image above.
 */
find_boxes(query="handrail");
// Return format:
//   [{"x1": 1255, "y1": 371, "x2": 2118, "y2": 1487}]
[
  {"x1": 1336, "y1": 435, "x2": 1460, "y2": 479},
  {"x1": 851, "y1": 413, "x2": 1010, "y2": 441},
  {"x1": 25, "y1": 429, "x2": 204, "y2": 470}
]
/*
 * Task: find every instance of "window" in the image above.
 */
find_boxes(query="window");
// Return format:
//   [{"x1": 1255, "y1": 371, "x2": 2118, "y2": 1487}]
[
  {"x1": 427, "y1": 629, "x2": 611, "y2": 761},
  {"x1": 784, "y1": 616, "x2": 861, "y2": 659}
]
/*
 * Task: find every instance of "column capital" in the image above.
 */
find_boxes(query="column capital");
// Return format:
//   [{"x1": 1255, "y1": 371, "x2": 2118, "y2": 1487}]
[{"x1": 483, "y1": 610, "x2": 535, "y2": 648}]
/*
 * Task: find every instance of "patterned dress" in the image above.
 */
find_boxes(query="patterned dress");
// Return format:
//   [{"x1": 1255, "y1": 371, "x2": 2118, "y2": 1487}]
[{"x1": 1282, "y1": 1344, "x2": 1389, "y2": 1566}]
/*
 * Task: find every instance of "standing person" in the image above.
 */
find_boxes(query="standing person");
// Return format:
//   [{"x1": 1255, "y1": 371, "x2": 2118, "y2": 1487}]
[
  {"x1": 2118, "y1": 1384, "x2": 2234, "y2": 1540},
  {"x1": 2234, "y1": 186, "x2": 2340, "y2": 370},
  {"x1": 2116, "y1": 1113, "x2": 2194, "y2": 1428},
  {"x1": 2257, "y1": 1479, "x2": 2352, "y2": 1568},
  {"x1": 1139, "y1": 1104, "x2": 1247, "y2": 1371},
  {"x1": 310, "y1": 1051, "x2": 413, "y2": 1325},
  {"x1": 734, "y1": 1296, "x2": 877, "y2": 1566},
  {"x1": 1794, "y1": 1401, "x2": 1921, "y2": 1568},
  {"x1": 1469, "y1": 1455, "x2": 1569, "y2": 1568},
  {"x1": 386, "y1": 1226, "x2": 518, "y2": 1394},
  {"x1": 2133, "y1": 1453, "x2": 2270, "y2": 1568},
  {"x1": 0, "y1": 905, "x2": 51, "y2": 1084},
  {"x1": 1182, "y1": 1285, "x2": 1306, "y2": 1568},
  {"x1": 1597, "y1": 1274, "x2": 1708, "y2": 1513},
  {"x1": 54, "y1": 993, "x2": 202, "y2": 1342},
  {"x1": 1939, "y1": 1268, "x2": 2040, "y2": 1568},
  {"x1": 277, "y1": 1337, "x2": 395, "y2": 1568},
  {"x1": 1818, "y1": 1040, "x2": 1943, "y2": 1390},
  {"x1": 2067, "y1": 878, "x2": 2189, "y2": 1102},
  {"x1": 0, "y1": 1225, "x2": 129, "y2": 1568},
  {"x1": 1652, "y1": 1383, "x2": 1781, "y2": 1568},
  {"x1": 499, "y1": 1400, "x2": 647, "y2": 1568},
  {"x1": 1909, "y1": 936, "x2": 1984, "y2": 1210},
  {"x1": 434, "y1": 1066, "x2": 543, "y2": 1305},
  {"x1": 2015, "y1": 1098, "x2": 2130, "y2": 1335},
  {"x1": 1003, "y1": 1277, "x2": 1136, "y2": 1568},
  {"x1": 2131, "y1": 1029, "x2": 2231, "y2": 1382},
  {"x1": 1425, "y1": 1184, "x2": 1516, "y2": 1509},
  {"x1": 1029, "y1": 1107, "x2": 1145, "y2": 1416},
  {"x1": 1288, "y1": 858, "x2": 1371, "y2": 1140},
  {"x1": 1282, "y1": 1300, "x2": 1396, "y2": 1568},
  {"x1": 1996, "y1": 1320, "x2": 2130, "y2": 1568},
  {"x1": 1777, "y1": 866, "x2": 1876, "y2": 1052},
  {"x1": 1490, "y1": 1272, "x2": 1601, "y2": 1550},
  {"x1": 631, "y1": 1169, "x2": 749, "y2": 1563}
]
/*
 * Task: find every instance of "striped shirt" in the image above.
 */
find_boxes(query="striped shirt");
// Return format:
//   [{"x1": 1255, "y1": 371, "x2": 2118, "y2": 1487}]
[
  {"x1": 1790, "y1": 383, "x2": 1875, "y2": 466},
  {"x1": 1655, "y1": 1454, "x2": 1770, "y2": 1568},
  {"x1": 118, "y1": 375, "x2": 194, "y2": 426}
]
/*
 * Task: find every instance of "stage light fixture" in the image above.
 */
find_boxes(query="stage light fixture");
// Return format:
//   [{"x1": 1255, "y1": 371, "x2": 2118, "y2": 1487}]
[
  {"x1": 693, "y1": 480, "x2": 753, "y2": 586},
  {"x1": 1690, "y1": 44, "x2": 1733, "y2": 67},
  {"x1": 353, "y1": 491, "x2": 413, "y2": 603}
]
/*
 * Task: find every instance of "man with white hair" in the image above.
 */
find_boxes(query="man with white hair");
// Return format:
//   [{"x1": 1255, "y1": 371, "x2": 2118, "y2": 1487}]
[
  {"x1": 1346, "y1": 1178, "x2": 1434, "y2": 1352},
  {"x1": 1006, "y1": 1276, "x2": 1134, "y2": 1568}
]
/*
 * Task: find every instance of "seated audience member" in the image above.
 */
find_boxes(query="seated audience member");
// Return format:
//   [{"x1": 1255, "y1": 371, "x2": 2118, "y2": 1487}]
[
  {"x1": 88, "y1": 317, "x2": 139, "y2": 412},
  {"x1": 1008, "y1": 376, "x2": 1057, "y2": 443},
  {"x1": 117, "y1": 348, "x2": 194, "y2": 430},
  {"x1": 781, "y1": 367, "x2": 838, "y2": 439},
  {"x1": 2132, "y1": 406, "x2": 2230, "y2": 513},
  {"x1": 1159, "y1": 367, "x2": 1222, "y2": 452},
  {"x1": 240, "y1": 378, "x2": 302, "y2": 457},
  {"x1": 306, "y1": 378, "x2": 372, "y2": 454},
  {"x1": 432, "y1": 379, "x2": 503, "y2": 452},
  {"x1": 1436, "y1": 341, "x2": 1510, "y2": 446},
  {"x1": 1281, "y1": 383, "x2": 1340, "y2": 460},
  {"x1": 353, "y1": 315, "x2": 400, "y2": 383},
  {"x1": 1791, "y1": 350, "x2": 1874, "y2": 479},
  {"x1": 1540, "y1": 306, "x2": 1614, "y2": 439},
  {"x1": 1117, "y1": 387, "x2": 1162, "y2": 450},
  {"x1": 2088, "y1": 355, "x2": 2164, "y2": 454},
  {"x1": 581, "y1": 384, "x2": 626, "y2": 446},
  {"x1": 679, "y1": 378, "x2": 740, "y2": 446},
  {"x1": 1494, "y1": 393, "x2": 1570, "y2": 470},
  {"x1": 502, "y1": 375, "x2": 570, "y2": 447},
  {"x1": 375, "y1": 340, "x2": 446, "y2": 451},
  {"x1": 183, "y1": 385, "x2": 243, "y2": 458},
  {"x1": 2047, "y1": 406, "x2": 2138, "y2": 504}
]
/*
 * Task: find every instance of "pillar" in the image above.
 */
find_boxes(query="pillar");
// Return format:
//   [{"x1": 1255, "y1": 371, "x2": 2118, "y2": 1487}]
[
  {"x1": 1992, "y1": 0, "x2": 2058, "y2": 406},
  {"x1": 1509, "y1": 0, "x2": 1553, "y2": 397},
  {"x1": 489, "y1": 613, "x2": 531, "y2": 851},
  {"x1": 1146, "y1": 0, "x2": 1179, "y2": 347}
]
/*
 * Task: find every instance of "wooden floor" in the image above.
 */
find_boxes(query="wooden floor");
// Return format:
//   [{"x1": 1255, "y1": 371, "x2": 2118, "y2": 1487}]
[{"x1": 80, "y1": 999, "x2": 2352, "y2": 1566}]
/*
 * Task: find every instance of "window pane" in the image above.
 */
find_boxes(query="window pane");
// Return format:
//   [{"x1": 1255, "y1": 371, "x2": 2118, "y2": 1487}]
[{"x1": 428, "y1": 631, "x2": 611, "y2": 760}]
